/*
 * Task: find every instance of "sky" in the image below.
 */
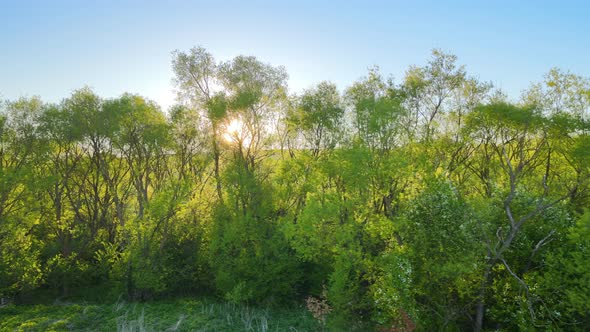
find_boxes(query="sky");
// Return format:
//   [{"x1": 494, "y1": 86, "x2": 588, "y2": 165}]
[{"x1": 1, "y1": 0, "x2": 589, "y2": 111}]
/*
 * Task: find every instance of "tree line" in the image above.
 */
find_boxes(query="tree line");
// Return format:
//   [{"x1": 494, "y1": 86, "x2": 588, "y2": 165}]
[{"x1": 1, "y1": 47, "x2": 589, "y2": 330}]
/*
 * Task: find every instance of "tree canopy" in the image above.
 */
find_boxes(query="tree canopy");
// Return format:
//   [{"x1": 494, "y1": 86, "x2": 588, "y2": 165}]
[{"x1": 1, "y1": 48, "x2": 589, "y2": 331}]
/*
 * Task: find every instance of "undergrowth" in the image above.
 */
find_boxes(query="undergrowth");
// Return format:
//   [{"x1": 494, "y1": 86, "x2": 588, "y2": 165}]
[{"x1": 0, "y1": 298, "x2": 319, "y2": 332}]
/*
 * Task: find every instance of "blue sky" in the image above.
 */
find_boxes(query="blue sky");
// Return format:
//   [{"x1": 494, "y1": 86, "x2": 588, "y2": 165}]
[{"x1": 1, "y1": 0, "x2": 589, "y2": 111}]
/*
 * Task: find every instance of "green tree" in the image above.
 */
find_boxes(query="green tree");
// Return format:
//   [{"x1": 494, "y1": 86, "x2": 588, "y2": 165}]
[
  {"x1": 402, "y1": 49, "x2": 466, "y2": 142},
  {"x1": 0, "y1": 97, "x2": 46, "y2": 299},
  {"x1": 288, "y1": 81, "x2": 344, "y2": 158}
]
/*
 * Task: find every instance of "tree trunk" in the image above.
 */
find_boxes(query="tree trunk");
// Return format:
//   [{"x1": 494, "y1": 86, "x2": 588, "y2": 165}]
[
  {"x1": 212, "y1": 131, "x2": 223, "y2": 203},
  {"x1": 475, "y1": 264, "x2": 491, "y2": 332}
]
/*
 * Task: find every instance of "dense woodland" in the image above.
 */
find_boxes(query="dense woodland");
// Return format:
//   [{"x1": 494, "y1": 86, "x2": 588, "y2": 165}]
[{"x1": 1, "y1": 47, "x2": 589, "y2": 331}]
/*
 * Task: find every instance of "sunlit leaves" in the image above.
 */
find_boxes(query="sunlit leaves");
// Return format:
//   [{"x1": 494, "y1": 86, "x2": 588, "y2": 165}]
[{"x1": 288, "y1": 81, "x2": 344, "y2": 156}]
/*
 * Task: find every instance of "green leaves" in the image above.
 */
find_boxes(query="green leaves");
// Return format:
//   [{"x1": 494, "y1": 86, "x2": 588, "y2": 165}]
[
  {"x1": 1, "y1": 47, "x2": 590, "y2": 331},
  {"x1": 468, "y1": 102, "x2": 542, "y2": 132},
  {"x1": 205, "y1": 93, "x2": 228, "y2": 122},
  {"x1": 347, "y1": 68, "x2": 405, "y2": 150},
  {"x1": 287, "y1": 81, "x2": 344, "y2": 157},
  {"x1": 171, "y1": 46, "x2": 217, "y2": 105},
  {"x1": 534, "y1": 211, "x2": 590, "y2": 328},
  {"x1": 393, "y1": 179, "x2": 483, "y2": 327}
]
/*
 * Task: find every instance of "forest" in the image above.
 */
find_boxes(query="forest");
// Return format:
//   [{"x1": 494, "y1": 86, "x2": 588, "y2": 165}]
[{"x1": 1, "y1": 47, "x2": 589, "y2": 331}]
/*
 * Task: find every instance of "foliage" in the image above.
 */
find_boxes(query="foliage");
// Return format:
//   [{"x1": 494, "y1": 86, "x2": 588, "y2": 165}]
[
  {"x1": 1, "y1": 47, "x2": 589, "y2": 331},
  {"x1": 0, "y1": 299, "x2": 319, "y2": 332}
]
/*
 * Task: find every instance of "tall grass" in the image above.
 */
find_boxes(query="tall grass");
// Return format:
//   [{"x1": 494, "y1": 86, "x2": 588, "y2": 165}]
[
  {"x1": 0, "y1": 297, "x2": 318, "y2": 331},
  {"x1": 109, "y1": 298, "x2": 313, "y2": 332}
]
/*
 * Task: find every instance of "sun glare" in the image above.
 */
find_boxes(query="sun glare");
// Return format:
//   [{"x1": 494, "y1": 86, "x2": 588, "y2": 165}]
[{"x1": 222, "y1": 117, "x2": 249, "y2": 145}]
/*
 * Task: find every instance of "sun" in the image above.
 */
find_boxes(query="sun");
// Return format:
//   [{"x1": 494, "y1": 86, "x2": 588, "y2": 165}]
[{"x1": 222, "y1": 117, "x2": 249, "y2": 145}]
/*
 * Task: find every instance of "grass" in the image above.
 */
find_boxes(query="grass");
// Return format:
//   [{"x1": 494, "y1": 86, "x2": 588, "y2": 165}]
[{"x1": 0, "y1": 298, "x2": 320, "y2": 331}]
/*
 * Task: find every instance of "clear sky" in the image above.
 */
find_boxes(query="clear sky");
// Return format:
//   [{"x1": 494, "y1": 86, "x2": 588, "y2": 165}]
[{"x1": 1, "y1": 0, "x2": 589, "y2": 111}]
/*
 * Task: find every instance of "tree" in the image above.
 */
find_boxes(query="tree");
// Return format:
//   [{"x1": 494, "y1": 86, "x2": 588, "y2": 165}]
[
  {"x1": 288, "y1": 81, "x2": 344, "y2": 158},
  {"x1": 218, "y1": 54, "x2": 288, "y2": 171},
  {"x1": 402, "y1": 49, "x2": 466, "y2": 142},
  {"x1": 398, "y1": 179, "x2": 482, "y2": 329},
  {"x1": 464, "y1": 102, "x2": 590, "y2": 331},
  {"x1": 345, "y1": 68, "x2": 409, "y2": 221},
  {"x1": 0, "y1": 97, "x2": 46, "y2": 299},
  {"x1": 172, "y1": 47, "x2": 224, "y2": 201}
]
